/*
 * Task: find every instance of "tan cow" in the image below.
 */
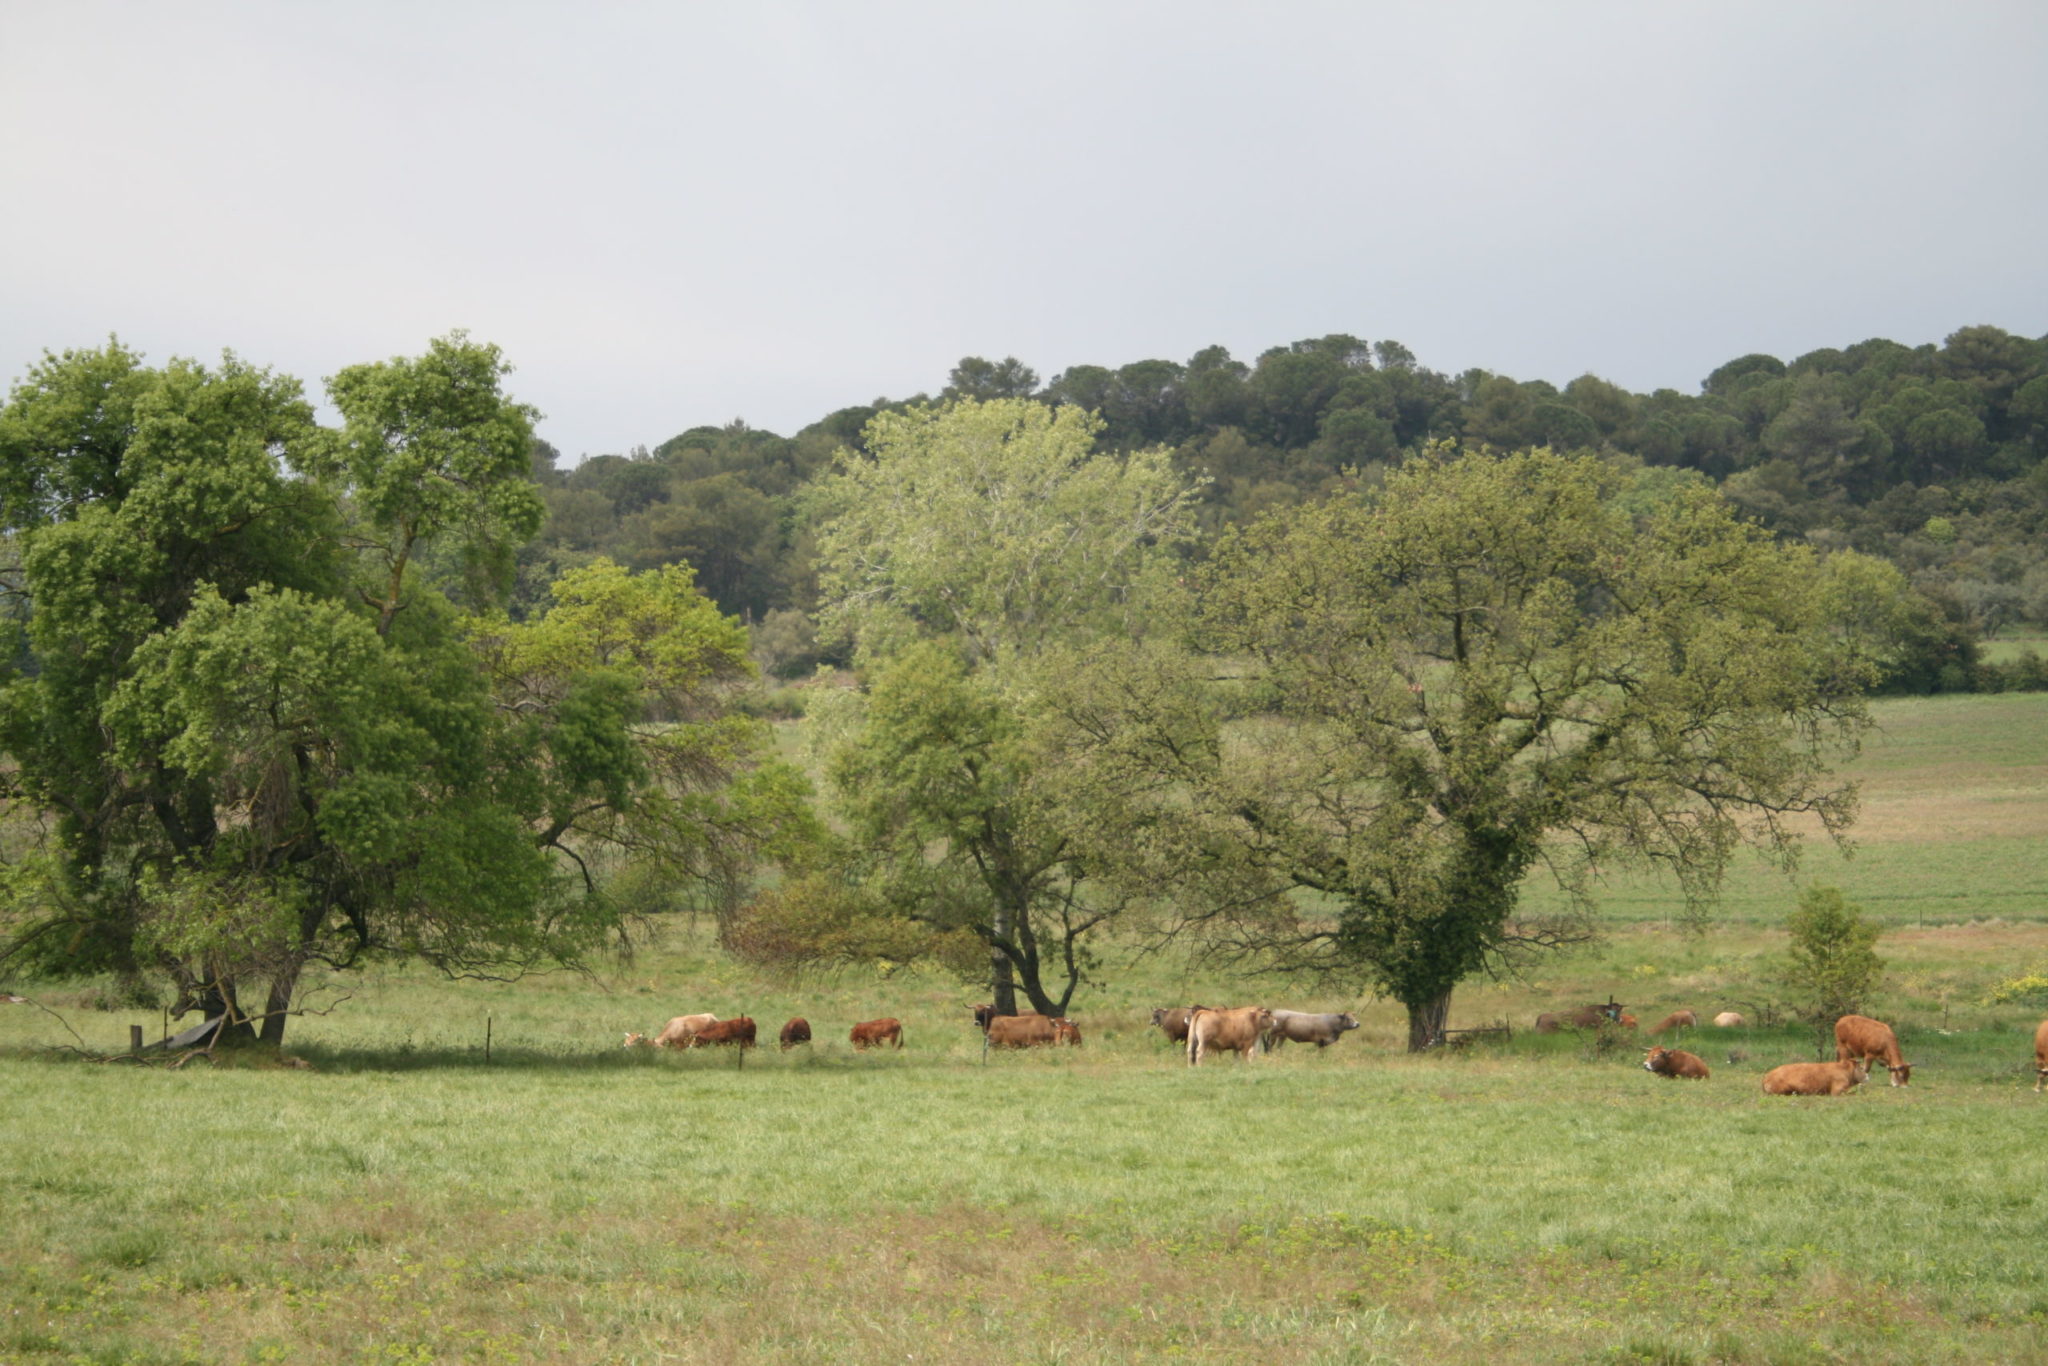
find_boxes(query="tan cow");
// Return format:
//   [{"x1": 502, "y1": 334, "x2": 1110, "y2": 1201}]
[
  {"x1": 1834, "y1": 1014, "x2": 1910, "y2": 1086},
  {"x1": 1649, "y1": 1010, "x2": 1698, "y2": 1034},
  {"x1": 623, "y1": 1013, "x2": 717, "y2": 1048},
  {"x1": 1712, "y1": 1011, "x2": 1745, "y2": 1028},
  {"x1": 1186, "y1": 1006, "x2": 1272, "y2": 1066},
  {"x1": 985, "y1": 1014, "x2": 1058, "y2": 1048},
  {"x1": 1642, "y1": 1046, "x2": 1710, "y2": 1080},
  {"x1": 1761, "y1": 1059, "x2": 1868, "y2": 1096},
  {"x1": 2035, "y1": 1018, "x2": 2048, "y2": 1093},
  {"x1": 850, "y1": 1018, "x2": 902, "y2": 1050},
  {"x1": 1051, "y1": 1018, "x2": 1082, "y2": 1047}
]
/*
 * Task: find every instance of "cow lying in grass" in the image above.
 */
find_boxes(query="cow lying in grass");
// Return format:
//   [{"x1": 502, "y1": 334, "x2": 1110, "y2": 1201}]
[
  {"x1": 1649, "y1": 1010, "x2": 1698, "y2": 1034},
  {"x1": 1761, "y1": 1059, "x2": 1868, "y2": 1096},
  {"x1": 1713, "y1": 1011, "x2": 1746, "y2": 1028},
  {"x1": 1642, "y1": 1046, "x2": 1710, "y2": 1080},
  {"x1": 1835, "y1": 1014, "x2": 1911, "y2": 1086},
  {"x1": 623, "y1": 1013, "x2": 717, "y2": 1048},
  {"x1": 2037, "y1": 1018, "x2": 2048, "y2": 1093}
]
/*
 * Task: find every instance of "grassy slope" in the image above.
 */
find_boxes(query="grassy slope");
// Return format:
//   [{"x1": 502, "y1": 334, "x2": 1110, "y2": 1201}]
[{"x1": 3, "y1": 691, "x2": 2047, "y2": 1364}]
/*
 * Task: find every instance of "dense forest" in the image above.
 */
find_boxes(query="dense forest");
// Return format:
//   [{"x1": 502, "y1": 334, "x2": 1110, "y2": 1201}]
[{"x1": 522, "y1": 323, "x2": 2048, "y2": 693}]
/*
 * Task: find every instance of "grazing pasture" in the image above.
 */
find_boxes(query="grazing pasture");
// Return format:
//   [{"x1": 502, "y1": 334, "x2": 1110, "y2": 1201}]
[{"x1": 1, "y1": 691, "x2": 2045, "y2": 1363}]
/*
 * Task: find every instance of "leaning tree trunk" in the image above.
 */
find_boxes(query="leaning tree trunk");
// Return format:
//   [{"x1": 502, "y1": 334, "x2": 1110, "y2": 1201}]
[{"x1": 1404, "y1": 989, "x2": 1453, "y2": 1053}]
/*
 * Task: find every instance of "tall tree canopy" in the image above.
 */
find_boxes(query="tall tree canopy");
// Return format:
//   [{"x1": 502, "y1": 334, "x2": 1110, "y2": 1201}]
[
  {"x1": 0, "y1": 338, "x2": 798, "y2": 1045},
  {"x1": 1050, "y1": 446, "x2": 1872, "y2": 1048},
  {"x1": 759, "y1": 399, "x2": 1200, "y2": 1014}
]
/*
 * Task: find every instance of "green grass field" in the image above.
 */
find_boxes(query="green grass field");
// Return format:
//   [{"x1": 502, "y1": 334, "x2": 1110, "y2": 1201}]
[{"x1": 3, "y1": 692, "x2": 2047, "y2": 1364}]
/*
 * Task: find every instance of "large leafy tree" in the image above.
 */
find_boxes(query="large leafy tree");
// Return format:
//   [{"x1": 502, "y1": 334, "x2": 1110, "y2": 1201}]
[
  {"x1": 1050, "y1": 446, "x2": 1872, "y2": 1049},
  {"x1": 0, "y1": 338, "x2": 794, "y2": 1046},
  {"x1": 786, "y1": 399, "x2": 1200, "y2": 1013}
]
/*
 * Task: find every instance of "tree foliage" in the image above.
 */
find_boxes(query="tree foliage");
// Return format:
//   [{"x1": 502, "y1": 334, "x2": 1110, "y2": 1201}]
[
  {"x1": 757, "y1": 399, "x2": 1200, "y2": 1013},
  {"x1": 1049, "y1": 446, "x2": 1873, "y2": 1048},
  {"x1": 0, "y1": 338, "x2": 797, "y2": 1045},
  {"x1": 1782, "y1": 885, "x2": 1885, "y2": 1025}
]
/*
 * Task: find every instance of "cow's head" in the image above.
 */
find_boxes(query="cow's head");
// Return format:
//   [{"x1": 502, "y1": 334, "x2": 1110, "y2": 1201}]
[
  {"x1": 1338, "y1": 1013, "x2": 1360, "y2": 1031},
  {"x1": 622, "y1": 1032, "x2": 646, "y2": 1048},
  {"x1": 1847, "y1": 1059, "x2": 1870, "y2": 1085},
  {"x1": 970, "y1": 1003, "x2": 997, "y2": 1031},
  {"x1": 1642, "y1": 1046, "x2": 1669, "y2": 1074},
  {"x1": 1887, "y1": 1062, "x2": 1912, "y2": 1087},
  {"x1": 1150, "y1": 1007, "x2": 1166, "y2": 1026}
]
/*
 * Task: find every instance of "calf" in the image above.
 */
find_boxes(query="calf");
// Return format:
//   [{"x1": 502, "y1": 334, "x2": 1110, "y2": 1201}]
[
  {"x1": 1187, "y1": 1006, "x2": 1273, "y2": 1065},
  {"x1": 623, "y1": 1013, "x2": 717, "y2": 1048},
  {"x1": 778, "y1": 1017, "x2": 811, "y2": 1050},
  {"x1": 1642, "y1": 1046, "x2": 1710, "y2": 1080},
  {"x1": 689, "y1": 1016, "x2": 756, "y2": 1048},
  {"x1": 850, "y1": 1018, "x2": 902, "y2": 1050},
  {"x1": 2035, "y1": 1018, "x2": 2048, "y2": 1093},
  {"x1": 1712, "y1": 1011, "x2": 1745, "y2": 1028},
  {"x1": 1761, "y1": 1059, "x2": 1868, "y2": 1096},
  {"x1": 1649, "y1": 1010, "x2": 1698, "y2": 1034},
  {"x1": 1834, "y1": 1014, "x2": 1910, "y2": 1086},
  {"x1": 1149, "y1": 1005, "x2": 1208, "y2": 1044},
  {"x1": 1262, "y1": 1010, "x2": 1360, "y2": 1050}
]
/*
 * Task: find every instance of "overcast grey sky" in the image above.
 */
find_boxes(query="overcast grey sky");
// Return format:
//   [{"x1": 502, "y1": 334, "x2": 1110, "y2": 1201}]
[{"x1": 4, "y1": 2, "x2": 2044, "y2": 460}]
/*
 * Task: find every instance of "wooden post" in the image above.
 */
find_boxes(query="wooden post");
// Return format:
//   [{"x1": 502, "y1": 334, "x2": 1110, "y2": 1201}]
[
  {"x1": 485, "y1": 1015, "x2": 492, "y2": 1064},
  {"x1": 129, "y1": 1024, "x2": 143, "y2": 1055}
]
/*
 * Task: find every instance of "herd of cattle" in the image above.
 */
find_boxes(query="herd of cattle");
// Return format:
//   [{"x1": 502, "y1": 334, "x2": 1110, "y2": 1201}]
[{"x1": 624, "y1": 1004, "x2": 2048, "y2": 1094}]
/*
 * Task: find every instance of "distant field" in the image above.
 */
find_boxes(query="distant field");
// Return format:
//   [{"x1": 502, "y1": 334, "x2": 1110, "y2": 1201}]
[
  {"x1": 3, "y1": 690, "x2": 2047, "y2": 1364},
  {"x1": 1981, "y1": 630, "x2": 2048, "y2": 666}
]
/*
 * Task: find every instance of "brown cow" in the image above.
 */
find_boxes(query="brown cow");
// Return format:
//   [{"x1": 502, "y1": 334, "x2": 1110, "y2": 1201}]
[
  {"x1": 1712, "y1": 1011, "x2": 1745, "y2": 1028},
  {"x1": 1051, "y1": 1018, "x2": 1082, "y2": 1047},
  {"x1": 2035, "y1": 1018, "x2": 2048, "y2": 1093},
  {"x1": 778, "y1": 1017, "x2": 811, "y2": 1050},
  {"x1": 985, "y1": 1014, "x2": 1058, "y2": 1048},
  {"x1": 1762, "y1": 1058, "x2": 1868, "y2": 1096},
  {"x1": 850, "y1": 1018, "x2": 902, "y2": 1050},
  {"x1": 1834, "y1": 1014, "x2": 1910, "y2": 1087},
  {"x1": 689, "y1": 1017, "x2": 756, "y2": 1048},
  {"x1": 1649, "y1": 1010, "x2": 1698, "y2": 1034},
  {"x1": 1149, "y1": 1006, "x2": 1209, "y2": 1043},
  {"x1": 1186, "y1": 1006, "x2": 1272, "y2": 1065},
  {"x1": 1642, "y1": 1046, "x2": 1710, "y2": 1080},
  {"x1": 1532, "y1": 1012, "x2": 1563, "y2": 1033},
  {"x1": 623, "y1": 1013, "x2": 718, "y2": 1048}
]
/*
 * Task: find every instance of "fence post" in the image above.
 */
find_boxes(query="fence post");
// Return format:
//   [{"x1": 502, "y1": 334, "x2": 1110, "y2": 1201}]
[
  {"x1": 485, "y1": 1015, "x2": 492, "y2": 1064},
  {"x1": 130, "y1": 1024, "x2": 143, "y2": 1055}
]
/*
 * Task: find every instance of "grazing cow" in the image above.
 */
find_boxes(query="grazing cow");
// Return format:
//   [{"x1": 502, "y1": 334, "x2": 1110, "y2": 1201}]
[
  {"x1": 1051, "y1": 1018, "x2": 1082, "y2": 1047},
  {"x1": 1532, "y1": 1012, "x2": 1563, "y2": 1033},
  {"x1": 850, "y1": 1018, "x2": 902, "y2": 1050},
  {"x1": 623, "y1": 1013, "x2": 718, "y2": 1048},
  {"x1": 689, "y1": 1017, "x2": 756, "y2": 1048},
  {"x1": 1650, "y1": 1010, "x2": 1698, "y2": 1034},
  {"x1": 1642, "y1": 1046, "x2": 1711, "y2": 1080},
  {"x1": 1761, "y1": 1058, "x2": 1868, "y2": 1096},
  {"x1": 1262, "y1": 1010, "x2": 1361, "y2": 1050},
  {"x1": 2034, "y1": 1018, "x2": 2048, "y2": 1093},
  {"x1": 985, "y1": 1014, "x2": 1058, "y2": 1048},
  {"x1": 1186, "y1": 1006, "x2": 1273, "y2": 1065},
  {"x1": 1712, "y1": 1011, "x2": 1745, "y2": 1028},
  {"x1": 1149, "y1": 1006, "x2": 1209, "y2": 1043},
  {"x1": 1834, "y1": 1014, "x2": 1910, "y2": 1087},
  {"x1": 778, "y1": 1017, "x2": 811, "y2": 1050}
]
